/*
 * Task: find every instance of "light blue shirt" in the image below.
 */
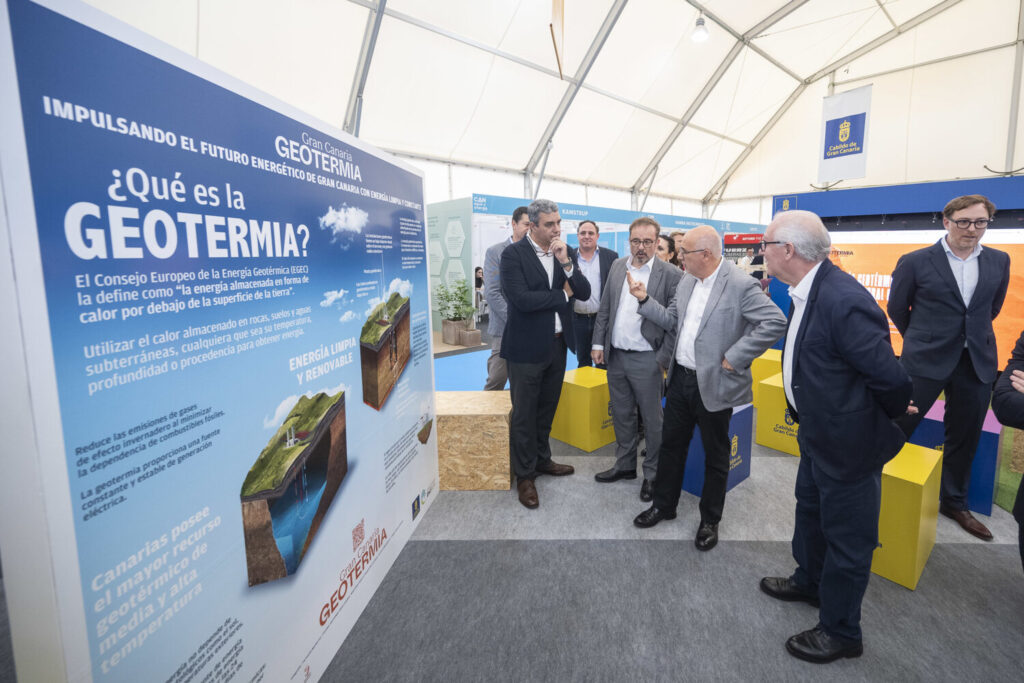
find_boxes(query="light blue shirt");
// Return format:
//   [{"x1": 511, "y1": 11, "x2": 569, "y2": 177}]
[{"x1": 940, "y1": 236, "x2": 982, "y2": 307}]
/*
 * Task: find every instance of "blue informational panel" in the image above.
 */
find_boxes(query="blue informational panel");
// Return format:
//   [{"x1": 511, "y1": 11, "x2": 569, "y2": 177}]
[
  {"x1": 682, "y1": 404, "x2": 753, "y2": 497},
  {"x1": 0, "y1": 1, "x2": 438, "y2": 681}
]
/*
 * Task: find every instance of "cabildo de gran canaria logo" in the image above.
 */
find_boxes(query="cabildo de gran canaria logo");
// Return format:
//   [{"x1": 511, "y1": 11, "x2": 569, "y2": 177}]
[
  {"x1": 784, "y1": 409, "x2": 795, "y2": 426},
  {"x1": 838, "y1": 119, "x2": 851, "y2": 142},
  {"x1": 730, "y1": 435, "x2": 738, "y2": 457},
  {"x1": 824, "y1": 112, "x2": 865, "y2": 159}
]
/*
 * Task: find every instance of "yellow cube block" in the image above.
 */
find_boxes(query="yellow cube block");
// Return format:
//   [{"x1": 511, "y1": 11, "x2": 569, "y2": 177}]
[
  {"x1": 871, "y1": 443, "x2": 941, "y2": 590},
  {"x1": 754, "y1": 372, "x2": 799, "y2": 456},
  {"x1": 550, "y1": 366, "x2": 615, "y2": 452},
  {"x1": 751, "y1": 348, "x2": 782, "y2": 406}
]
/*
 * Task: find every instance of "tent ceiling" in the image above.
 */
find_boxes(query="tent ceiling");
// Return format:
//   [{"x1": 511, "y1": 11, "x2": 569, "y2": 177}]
[{"x1": 86, "y1": 0, "x2": 1024, "y2": 203}]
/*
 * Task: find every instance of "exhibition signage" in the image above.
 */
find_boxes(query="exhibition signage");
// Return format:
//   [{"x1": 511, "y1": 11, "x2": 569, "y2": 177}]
[
  {"x1": 828, "y1": 230, "x2": 1024, "y2": 361},
  {"x1": 818, "y1": 85, "x2": 871, "y2": 183},
  {"x1": 0, "y1": 1, "x2": 438, "y2": 681}
]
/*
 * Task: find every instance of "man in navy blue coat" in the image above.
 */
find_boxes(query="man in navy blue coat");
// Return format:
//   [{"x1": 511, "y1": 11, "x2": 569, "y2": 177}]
[
  {"x1": 991, "y1": 329, "x2": 1024, "y2": 571},
  {"x1": 500, "y1": 199, "x2": 591, "y2": 509},
  {"x1": 758, "y1": 211, "x2": 913, "y2": 663},
  {"x1": 888, "y1": 194, "x2": 1010, "y2": 541}
]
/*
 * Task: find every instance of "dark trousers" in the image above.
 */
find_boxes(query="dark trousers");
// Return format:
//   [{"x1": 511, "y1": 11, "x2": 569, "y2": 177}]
[
  {"x1": 507, "y1": 336, "x2": 567, "y2": 480},
  {"x1": 894, "y1": 349, "x2": 991, "y2": 509},
  {"x1": 572, "y1": 313, "x2": 599, "y2": 368},
  {"x1": 652, "y1": 365, "x2": 732, "y2": 524},
  {"x1": 791, "y1": 454, "x2": 881, "y2": 642}
]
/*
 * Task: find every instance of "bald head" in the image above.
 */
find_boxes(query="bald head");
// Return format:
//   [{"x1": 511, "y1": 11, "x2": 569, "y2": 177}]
[
  {"x1": 763, "y1": 210, "x2": 832, "y2": 286},
  {"x1": 684, "y1": 225, "x2": 722, "y2": 258},
  {"x1": 679, "y1": 224, "x2": 722, "y2": 280}
]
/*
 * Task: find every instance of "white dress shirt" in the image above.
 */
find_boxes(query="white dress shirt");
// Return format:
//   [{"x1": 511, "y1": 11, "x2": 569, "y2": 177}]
[
  {"x1": 674, "y1": 259, "x2": 724, "y2": 369},
  {"x1": 782, "y1": 261, "x2": 823, "y2": 411},
  {"x1": 526, "y1": 234, "x2": 572, "y2": 334},
  {"x1": 574, "y1": 248, "x2": 602, "y2": 314},
  {"x1": 607, "y1": 257, "x2": 654, "y2": 352}
]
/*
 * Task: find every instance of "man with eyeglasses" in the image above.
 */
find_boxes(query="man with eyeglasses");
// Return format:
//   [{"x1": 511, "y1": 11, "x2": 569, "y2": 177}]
[
  {"x1": 888, "y1": 194, "x2": 1011, "y2": 541},
  {"x1": 590, "y1": 217, "x2": 682, "y2": 501},
  {"x1": 757, "y1": 210, "x2": 913, "y2": 663},
  {"x1": 628, "y1": 225, "x2": 785, "y2": 550}
]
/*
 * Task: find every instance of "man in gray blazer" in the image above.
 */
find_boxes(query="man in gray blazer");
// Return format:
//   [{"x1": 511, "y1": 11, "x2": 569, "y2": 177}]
[
  {"x1": 482, "y1": 206, "x2": 530, "y2": 390},
  {"x1": 591, "y1": 217, "x2": 682, "y2": 500},
  {"x1": 630, "y1": 225, "x2": 786, "y2": 551}
]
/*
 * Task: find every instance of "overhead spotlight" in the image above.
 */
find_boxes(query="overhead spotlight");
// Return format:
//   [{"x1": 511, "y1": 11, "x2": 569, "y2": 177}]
[{"x1": 691, "y1": 13, "x2": 709, "y2": 43}]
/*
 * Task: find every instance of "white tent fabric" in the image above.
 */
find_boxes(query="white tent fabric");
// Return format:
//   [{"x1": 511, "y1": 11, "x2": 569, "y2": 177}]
[{"x1": 84, "y1": 0, "x2": 1024, "y2": 222}]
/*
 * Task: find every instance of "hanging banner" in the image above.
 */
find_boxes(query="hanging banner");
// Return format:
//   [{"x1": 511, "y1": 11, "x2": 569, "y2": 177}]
[
  {"x1": 818, "y1": 85, "x2": 871, "y2": 183},
  {"x1": 0, "y1": 1, "x2": 437, "y2": 681}
]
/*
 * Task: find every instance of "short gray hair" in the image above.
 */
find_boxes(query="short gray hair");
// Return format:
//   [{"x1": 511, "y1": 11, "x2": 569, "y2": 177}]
[
  {"x1": 528, "y1": 199, "x2": 559, "y2": 226},
  {"x1": 773, "y1": 210, "x2": 831, "y2": 263}
]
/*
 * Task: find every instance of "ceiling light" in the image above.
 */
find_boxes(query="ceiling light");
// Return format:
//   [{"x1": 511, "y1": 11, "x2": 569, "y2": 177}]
[{"x1": 692, "y1": 14, "x2": 709, "y2": 43}]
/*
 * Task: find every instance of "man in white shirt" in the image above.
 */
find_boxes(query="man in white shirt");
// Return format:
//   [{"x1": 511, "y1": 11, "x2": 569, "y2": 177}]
[
  {"x1": 590, "y1": 218, "x2": 681, "y2": 500},
  {"x1": 887, "y1": 195, "x2": 1011, "y2": 541},
  {"x1": 499, "y1": 199, "x2": 591, "y2": 509},
  {"x1": 758, "y1": 210, "x2": 912, "y2": 663},
  {"x1": 571, "y1": 220, "x2": 618, "y2": 368},
  {"x1": 627, "y1": 225, "x2": 785, "y2": 551}
]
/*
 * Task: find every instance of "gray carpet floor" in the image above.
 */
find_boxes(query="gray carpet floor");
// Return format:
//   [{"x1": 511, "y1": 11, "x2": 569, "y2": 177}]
[{"x1": 1, "y1": 437, "x2": 1021, "y2": 682}]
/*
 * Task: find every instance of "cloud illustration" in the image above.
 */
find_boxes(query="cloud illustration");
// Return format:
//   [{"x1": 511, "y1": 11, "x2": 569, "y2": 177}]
[
  {"x1": 320, "y1": 288, "x2": 348, "y2": 308},
  {"x1": 319, "y1": 205, "x2": 369, "y2": 245},
  {"x1": 339, "y1": 310, "x2": 356, "y2": 323}
]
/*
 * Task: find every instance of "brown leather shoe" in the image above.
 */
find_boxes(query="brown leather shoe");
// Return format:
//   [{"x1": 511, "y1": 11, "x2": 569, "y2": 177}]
[
  {"x1": 517, "y1": 479, "x2": 539, "y2": 509},
  {"x1": 536, "y1": 460, "x2": 574, "y2": 476},
  {"x1": 940, "y1": 504, "x2": 993, "y2": 541}
]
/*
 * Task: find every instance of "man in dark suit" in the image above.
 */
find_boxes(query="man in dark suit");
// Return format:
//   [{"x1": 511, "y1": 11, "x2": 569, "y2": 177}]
[
  {"x1": 758, "y1": 210, "x2": 913, "y2": 663},
  {"x1": 888, "y1": 194, "x2": 1011, "y2": 541},
  {"x1": 590, "y1": 217, "x2": 682, "y2": 500},
  {"x1": 500, "y1": 199, "x2": 591, "y2": 509},
  {"x1": 482, "y1": 206, "x2": 530, "y2": 390},
  {"x1": 629, "y1": 225, "x2": 785, "y2": 550},
  {"x1": 571, "y1": 220, "x2": 618, "y2": 368},
  {"x1": 991, "y1": 329, "x2": 1024, "y2": 571}
]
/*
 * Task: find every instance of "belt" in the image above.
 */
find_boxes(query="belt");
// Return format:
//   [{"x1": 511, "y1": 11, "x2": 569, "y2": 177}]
[
  {"x1": 676, "y1": 363, "x2": 697, "y2": 375},
  {"x1": 554, "y1": 332, "x2": 563, "y2": 339},
  {"x1": 574, "y1": 311, "x2": 597, "y2": 318}
]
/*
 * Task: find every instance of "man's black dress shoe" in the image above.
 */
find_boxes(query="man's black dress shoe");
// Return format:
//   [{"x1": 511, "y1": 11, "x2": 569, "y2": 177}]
[
  {"x1": 785, "y1": 627, "x2": 863, "y2": 663},
  {"x1": 759, "y1": 577, "x2": 820, "y2": 607},
  {"x1": 639, "y1": 479, "x2": 652, "y2": 502},
  {"x1": 695, "y1": 522, "x2": 718, "y2": 551},
  {"x1": 595, "y1": 467, "x2": 637, "y2": 483},
  {"x1": 633, "y1": 506, "x2": 676, "y2": 528}
]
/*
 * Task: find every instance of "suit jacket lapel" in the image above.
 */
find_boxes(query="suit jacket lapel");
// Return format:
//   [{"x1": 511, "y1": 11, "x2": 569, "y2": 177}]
[
  {"x1": 675, "y1": 276, "x2": 697, "y2": 338},
  {"x1": 607, "y1": 259, "x2": 625, "y2": 332},
  {"x1": 971, "y1": 247, "x2": 995, "y2": 310},
  {"x1": 928, "y1": 240, "x2": 966, "y2": 310},
  {"x1": 792, "y1": 260, "x2": 829, "y2": 378},
  {"x1": 696, "y1": 262, "x2": 729, "y2": 338}
]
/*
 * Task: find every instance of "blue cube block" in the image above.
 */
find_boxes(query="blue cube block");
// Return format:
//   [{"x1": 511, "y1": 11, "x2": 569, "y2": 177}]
[
  {"x1": 682, "y1": 404, "x2": 753, "y2": 497},
  {"x1": 908, "y1": 399, "x2": 1001, "y2": 516}
]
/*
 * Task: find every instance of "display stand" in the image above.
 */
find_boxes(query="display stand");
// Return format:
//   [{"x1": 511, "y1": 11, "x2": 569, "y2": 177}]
[
  {"x1": 682, "y1": 404, "x2": 753, "y2": 496},
  {"x1": 550, "y1": 367, "x2": 615, "y2": 452},
  {"x1": 754, "y1": 372, "x2": 799, "y2": 456},
  {"x1": 436, "y1": 391, "x2": 511, "y2": 490}
]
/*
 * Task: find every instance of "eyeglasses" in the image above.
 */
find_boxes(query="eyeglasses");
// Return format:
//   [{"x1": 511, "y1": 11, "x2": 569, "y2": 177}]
[
  {"x1": 630, "y1": 238, "x2": 655, "y2": 247},
  {"x1": 678, "y1": 247, "x2": 707, "y2": 256},
  {"x1": 760, "y1": 239, "x2": 785, "y2": 249},
  {"x1": 948, "y1": 218, "x2": 992, "y2": 230}
]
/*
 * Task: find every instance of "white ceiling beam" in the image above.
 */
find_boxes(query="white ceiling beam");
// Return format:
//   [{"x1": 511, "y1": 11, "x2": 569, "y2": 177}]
[
  {"x1": 1002, "y1": 0, "x2": 1024, "y2": 171},
  {"x1": 524, "y1": 0, "x2": 629, "y2": 174},
  {"x1": 631, "y1": 0, "x2": 810, "y2": 193},
  {"x1": 343, "y1": 0, "x2": 387, "y2": 136},
  {"x1": 833, "y1": 41, "x2": 1017, "y2": 85},
  {"x1": 685, "y1": 0, "x2": 806, "y2": 81},
  {"x1": 701, "y1": 0, "x2": 965, "y2": 204},
  {"x1": 875, "y1": 0, "x2": 898, "y2": 29}
]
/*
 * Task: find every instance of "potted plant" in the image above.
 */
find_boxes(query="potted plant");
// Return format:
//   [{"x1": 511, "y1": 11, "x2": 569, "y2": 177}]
[{"x1": 435, "y1": 278, "x2": 476, "y2": 344}]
